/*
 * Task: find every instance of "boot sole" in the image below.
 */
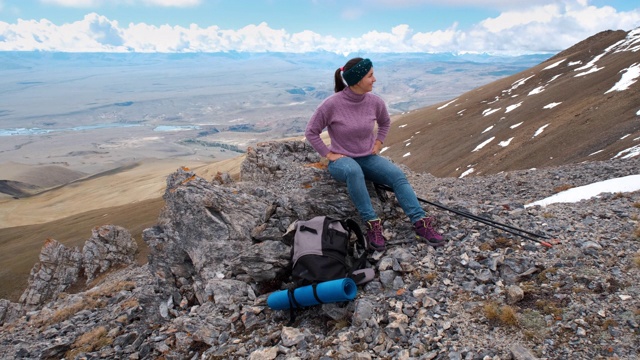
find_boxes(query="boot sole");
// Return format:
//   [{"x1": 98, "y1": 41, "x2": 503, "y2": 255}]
[
  {"x1": 416, "y1": 235, "x2": 446, "y2": 247},
  {"x1": 368, "y1": 243, "x2": 385, "y2": 252}
]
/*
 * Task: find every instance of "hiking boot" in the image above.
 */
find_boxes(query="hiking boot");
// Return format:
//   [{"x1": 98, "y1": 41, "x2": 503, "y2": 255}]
[
  {"x1": 414, "y1": 217, "x2": 445, "y2": 247},
  {"x1": 365, "y1": 219, "x2": 386, "y2": 252}
]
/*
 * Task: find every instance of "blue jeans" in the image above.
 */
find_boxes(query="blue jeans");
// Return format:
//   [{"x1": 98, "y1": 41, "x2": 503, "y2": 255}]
[{"x1": 328, "y1": 155, "x2": 426, "y2": 224}]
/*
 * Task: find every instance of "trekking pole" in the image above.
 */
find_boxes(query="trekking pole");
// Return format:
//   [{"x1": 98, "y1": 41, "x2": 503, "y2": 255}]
[{"x1": 373, "y1": 183, "x2": 553, "y2": 248}]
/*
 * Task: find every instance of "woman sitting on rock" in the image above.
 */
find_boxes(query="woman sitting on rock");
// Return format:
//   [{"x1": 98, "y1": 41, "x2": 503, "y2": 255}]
[{"x1": 304, "y1": 57, "x2": 446, "y2": 252}]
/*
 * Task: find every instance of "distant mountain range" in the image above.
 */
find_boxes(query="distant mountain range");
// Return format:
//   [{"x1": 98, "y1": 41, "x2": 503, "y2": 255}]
[
  {"x1": 382, "y1": 28, "x2": 640, "y2": 178},
  {"x1": 0, "y1": 48, "x2": 551, "y2": 199}
]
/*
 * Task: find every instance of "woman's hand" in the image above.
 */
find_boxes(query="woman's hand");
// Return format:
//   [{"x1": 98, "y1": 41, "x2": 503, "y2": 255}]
[
  {"x1": 371, "y1": 139, "x2": 383, "y2": 155},
  {"x1": 327, "y1": 152, "x2": 346, "y2": 161}
]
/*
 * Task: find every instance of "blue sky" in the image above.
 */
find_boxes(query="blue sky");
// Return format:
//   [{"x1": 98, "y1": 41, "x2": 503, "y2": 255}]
[{"x1": 0, "y1": 0, "x2": 639, "y2": 53}]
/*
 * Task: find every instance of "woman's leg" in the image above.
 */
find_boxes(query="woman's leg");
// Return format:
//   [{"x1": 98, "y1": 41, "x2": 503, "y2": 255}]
[
  {"x1": 327, "y1": 157, "x2": 378, "y2": 222},
  {"x1": 354, "y1": 155, "x2": 426, "y2": 224}
]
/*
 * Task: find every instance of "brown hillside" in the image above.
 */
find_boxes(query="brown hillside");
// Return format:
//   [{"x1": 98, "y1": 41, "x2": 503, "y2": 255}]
[
  {"x1": 383, "y1": 28, "x2": 640, "y2": 178},
  {"x1": 0, "y1": 198, "x2": 163, "y2": 301},
  {"x1": 0, "y1": 157, "x2": 245, "y2": 302}
]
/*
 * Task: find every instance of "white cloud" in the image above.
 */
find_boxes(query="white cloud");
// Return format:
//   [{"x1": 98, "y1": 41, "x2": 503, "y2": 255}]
[
  {"x1": 1, "y1": 1, "x2": 639, "y2": 53},
  {"x1": 40, "y1": 0, "x2": 201, "y2": 7},
  {"x1": 143, "y1": 0, "x2": 201, "y2": 6},
  {"x1": 369, "y1": 0, "x2": 556, "y2": 8},
  {"x1": 41, "y1": 0, "x2": 100, "y2": 6},
  {"x1": 480, "y1": 4, "x2": 559, "y2": 33}
]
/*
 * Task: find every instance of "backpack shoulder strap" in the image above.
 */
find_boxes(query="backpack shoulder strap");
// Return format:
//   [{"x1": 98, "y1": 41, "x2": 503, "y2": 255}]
[
  {"x1": 345, "y1": 218, "x2": 367, "y2": 253},
  {"x1": 343, "y1": 218, "x2": 371, "y2": 284}
]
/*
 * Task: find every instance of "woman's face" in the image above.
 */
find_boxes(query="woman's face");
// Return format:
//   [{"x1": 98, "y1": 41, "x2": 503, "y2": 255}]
[{"x1": 353, "y1": 67, "x2": 376, "y2": 93}]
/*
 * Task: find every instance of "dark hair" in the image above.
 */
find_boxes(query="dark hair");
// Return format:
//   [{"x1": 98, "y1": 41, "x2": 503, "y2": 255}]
[{"x1": 334, "y1": 57, "x2": 363, "y2": 93}]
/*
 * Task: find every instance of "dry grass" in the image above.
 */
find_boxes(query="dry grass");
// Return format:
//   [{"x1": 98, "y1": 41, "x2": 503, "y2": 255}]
[
  {"x1": 601, "y1": 318, "x2": 619, "y2": 329},
  {"x1": 537, "y1": 267, "x2": 558, "y2": 282},
  {"x1": 65, "y1": 326, "x2": 113, "y2": 359},
  {"x1": 483, "y1": 302, "x2": 519, "y2": 327},
  {"x1": 535, "y1": 299, "x2": 563, "y2": 318},
  {"x1": 37, "y1": 280, "x2": 136, "y2": 328},
  {"x1": 553, "y1": 184, "x2": 573, "y2": 193},
  {"x1": 41, "y1": 297, "x2": 106, "y2": 328},
  {"x1": 331, "y1": 319, "x2": 350, "y2": 332},
  {"x1": 494, "y1": 237, "x2": 514, "y2": 248},
  {"x1": 633, "y1": 253, "x2": 640, "y2": 268},
  {"x1": 119, "y1": 297, "x2": 140, "y2": 310},
  {"x1": 87, "y1": 279, "x2": 136, "y2": 297},
  {"x1": 422, "y1": 272, "x2": 438, "y2": 283}
]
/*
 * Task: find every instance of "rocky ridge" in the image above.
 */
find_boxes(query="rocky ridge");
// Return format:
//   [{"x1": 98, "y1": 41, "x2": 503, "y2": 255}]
[{"x1": 0, "y1": 140, "x2": 639, "y2": 359}]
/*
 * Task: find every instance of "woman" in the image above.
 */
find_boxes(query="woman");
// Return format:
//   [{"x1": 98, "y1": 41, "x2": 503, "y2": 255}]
[{"x1": 304, "y1": 57, "x2": 445, "y2": 252}]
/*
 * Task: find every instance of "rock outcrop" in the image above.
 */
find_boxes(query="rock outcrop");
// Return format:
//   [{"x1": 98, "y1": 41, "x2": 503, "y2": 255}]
[
  {"x1": 1, "y1": 140, "x2": 639, "y2": 359},
  {"x1": 19, "y1": 225, "x2": 138, "y2": 309}
]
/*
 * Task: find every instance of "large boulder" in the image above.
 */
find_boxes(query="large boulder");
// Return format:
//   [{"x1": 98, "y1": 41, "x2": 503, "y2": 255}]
[
  {"x1": 143, "y1": 140, "x2": 386, "y2": 304},
  {"x1": 19, "y1": 239, "x2": 83, "y2": 308},
  {"x1": 83, "y1": 225, "x2": 138, "y2": 283}
]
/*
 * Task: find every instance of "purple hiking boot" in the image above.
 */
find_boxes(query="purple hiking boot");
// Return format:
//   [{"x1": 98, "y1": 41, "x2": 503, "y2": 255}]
[
  {"x1": 414, "y1": 217, "x2": 445, "y2": 247},
  {"x1": 365, "y1": 219, "x2": 386, "y2": 252}
]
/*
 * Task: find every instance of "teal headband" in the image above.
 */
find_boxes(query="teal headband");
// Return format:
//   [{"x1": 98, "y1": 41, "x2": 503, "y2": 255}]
[{"x1": 342, "y1": 58, "x2": 372, "y2": 86}]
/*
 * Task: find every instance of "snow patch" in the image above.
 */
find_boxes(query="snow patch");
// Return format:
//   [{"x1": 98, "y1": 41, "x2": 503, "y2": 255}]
[
  {"x1": 547, "y1": 74, "x2": 562, "y2": 83},
  {"x1": 543, "y1": 59, "x2": 565, "y2": 70},
  {"x1": 459, "y1": 168, "x2": 475, "y2": 178},
  {"x1": 472, "y1": 137, "x2": 495, "y2": 152},
  {"x1": 437, "y1": 98, "x2": 458, "y2": 110},
  {"x1": 525, "y1": 175, "x2": 640, "y2": 208},
  {"x1": 575, "y1": 66, "x2": 603, "y2": 77},
  {"x1": 605, "y1": 63, "x2": 640, "y2": 93},
  {"x1": 505, "y1": 102, "x2": 522, "y2": 113},
  {"x1": 482, "y1": 125, "x2": 494, "y2": 134},
  {"x1": 482, "y1": 108, "x2": 501, "y2": 116},
  {"x1": 533, "y1": 124, "x2": 549, "y2": 138},
  {"x1": 528, "y1": 87, "x2": 545, "y2": 95},
  {"x1": 613, "y1": 145, "x2": 640, "y2": 159},
  {"x1": 544, "y1": 102, "x2": 562, "y2": 109},
  {"x1": 499, "y1": 137, "x2": 514, "y2": 147}
]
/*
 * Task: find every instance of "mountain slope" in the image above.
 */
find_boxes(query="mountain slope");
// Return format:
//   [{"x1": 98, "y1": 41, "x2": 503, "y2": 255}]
[{"x1": 383, "y1": 28, "x2": 640, "y2": 178}]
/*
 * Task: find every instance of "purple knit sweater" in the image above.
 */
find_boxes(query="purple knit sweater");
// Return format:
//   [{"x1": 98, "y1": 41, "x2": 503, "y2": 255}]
[{"x1": 305, "y1": 87, "x2": 391, "y2": 158}]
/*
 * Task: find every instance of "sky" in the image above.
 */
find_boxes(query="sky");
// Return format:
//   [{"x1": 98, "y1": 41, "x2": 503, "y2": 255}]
[{"x1": 0, "y1": 0, "x2": 639, "y2": 53}]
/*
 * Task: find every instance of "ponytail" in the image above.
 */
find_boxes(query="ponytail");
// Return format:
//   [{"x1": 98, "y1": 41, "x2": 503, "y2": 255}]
[{"x1": 334, "y1": 68, "x2": 346, "y2": 93}]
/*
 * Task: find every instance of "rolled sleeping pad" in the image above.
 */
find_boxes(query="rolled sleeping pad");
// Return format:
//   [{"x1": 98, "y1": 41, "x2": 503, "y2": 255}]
[{"x1": 267, "y1": 277, "x2": 357, "y2": 310}]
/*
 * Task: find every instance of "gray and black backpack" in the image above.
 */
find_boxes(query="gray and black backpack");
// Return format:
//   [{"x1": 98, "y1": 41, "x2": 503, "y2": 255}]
[{"x1": 289, "y1": 216, "x2": 371, "y2": 287}]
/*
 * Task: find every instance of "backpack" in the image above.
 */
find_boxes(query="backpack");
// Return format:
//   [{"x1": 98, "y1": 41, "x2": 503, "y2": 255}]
[{"x1": 289, "y1": 216, "x2": 370, "y2": 287}]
